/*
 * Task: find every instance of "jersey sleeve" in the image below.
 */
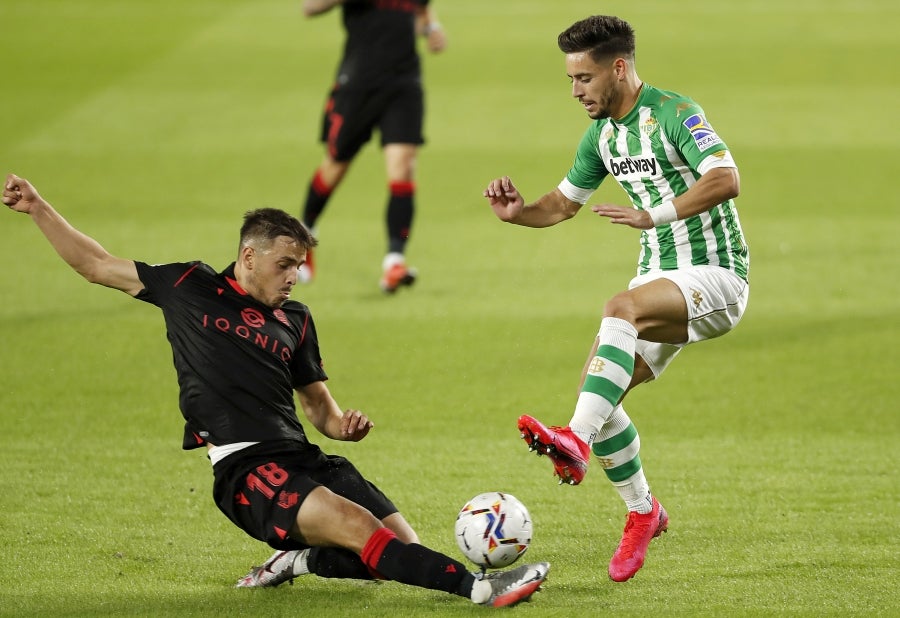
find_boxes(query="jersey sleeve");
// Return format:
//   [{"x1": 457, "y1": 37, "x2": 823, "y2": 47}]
[
  {"x1": 559, "y1": 123, "x2": 609, "y2": 204},
  {"x1": 290, "y1": 311, "x2": 329, "y2": 388},
  {"x1": 659, "y1": 97, "x2": 733, "y2": 172},
  {"x1": 133, "y1": 261, "x2": 206, "y2": 307}
]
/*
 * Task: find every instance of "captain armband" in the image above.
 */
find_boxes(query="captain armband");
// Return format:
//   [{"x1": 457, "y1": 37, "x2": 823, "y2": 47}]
[{"x1": 649, "y1": 200, "x2": 678, "y2": 226}]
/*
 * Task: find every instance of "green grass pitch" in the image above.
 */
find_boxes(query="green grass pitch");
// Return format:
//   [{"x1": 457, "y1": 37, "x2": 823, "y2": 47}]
[{"x1": 1, "y1": 1, "x2": 897, "y2": 616}]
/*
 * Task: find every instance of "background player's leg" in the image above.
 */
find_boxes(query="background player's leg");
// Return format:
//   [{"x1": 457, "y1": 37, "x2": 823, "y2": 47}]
[
  {"x1": 298, "y1": 157, "x2": 350, "y2": 282},
  {"x1": 302, "y1": 156, "x2": 349, "y2": 232},
  {"x1": 380, "y1": 143, "x2": 418, "y2": 292}
]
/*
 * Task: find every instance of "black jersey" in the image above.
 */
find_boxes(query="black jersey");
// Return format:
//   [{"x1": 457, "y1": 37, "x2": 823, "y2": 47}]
[
  {"x1": 337, "y1": 0, "x2": 428, "y2": 88},
  {"x1": 134, "y1": 261, "x2": 328, "y2": 450}
]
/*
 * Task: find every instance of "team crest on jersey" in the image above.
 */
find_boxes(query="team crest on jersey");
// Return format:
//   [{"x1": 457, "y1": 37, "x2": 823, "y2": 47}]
[
  {"x1": 273, "y1": 309, "x2": 290, "y2": 326},
  {"x1": 683, "y1": 114, "x2": 722, "y2": 152},
  {"x1": 641, "y1": 117, "x2": 658, "y2": 137}
]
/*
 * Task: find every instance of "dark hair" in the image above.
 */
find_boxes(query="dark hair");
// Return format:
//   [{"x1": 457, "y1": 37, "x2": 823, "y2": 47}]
[
  {"x1": 239, "y1": 208, "x2": 317, "y2": 251},
  {"x1": 558, "y1": 15, "x2": 635, "y2": 63}
]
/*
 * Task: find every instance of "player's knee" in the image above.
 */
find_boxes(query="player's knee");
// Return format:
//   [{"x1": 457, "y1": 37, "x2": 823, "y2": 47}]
[
  {"x1": 383, "y1": 512, "x2": 419, "y2": 544},
  {"x1": 603, "y1": 292, "x2": 638, "y2": 322}
]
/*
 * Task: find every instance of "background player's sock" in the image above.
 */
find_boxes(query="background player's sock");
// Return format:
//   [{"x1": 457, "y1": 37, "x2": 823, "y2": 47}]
[
  {"x1": 386, "y1": 180, "x2": 415, "y2": 254},
  {"x1": 302, "y1": 168, "x2": 334, "y2": 229}
]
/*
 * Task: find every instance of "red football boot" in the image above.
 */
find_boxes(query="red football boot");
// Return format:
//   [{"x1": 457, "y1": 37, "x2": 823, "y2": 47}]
[
  {"x1": 517, "y1": 414, "x2": 590, "y2": 485},
  {"x1": 608, "y1": 496, "x2": 668, "y2": 582}
]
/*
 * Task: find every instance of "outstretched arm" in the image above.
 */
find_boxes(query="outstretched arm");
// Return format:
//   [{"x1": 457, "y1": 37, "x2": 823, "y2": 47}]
[
  {"x1": 484, "y1": 176, "x2": 582, "y2": 228},
  {"x1": 3, "y1": 174, "x2": 144, "y2": 296},
  {"x1": 302, "y1": 0, "x2": 343, "y2": 17},
  {"x1": 296, "y1": 380, "x2": 373, "y2": 442}
]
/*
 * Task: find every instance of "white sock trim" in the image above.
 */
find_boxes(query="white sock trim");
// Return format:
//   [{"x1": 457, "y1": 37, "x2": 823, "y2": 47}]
[
  {"x1": 598, "y1": 317, "x2": 638, "y2": 348},
  {"x1": 613, "y1": 471, "x2": 652, "y2": 514},
  {"x1": 382, "y1": 252, "x2": 405, "y2": 270},
  {"x1": 570, "y1": 392, "x2": 611, "y2": 445},
  {"x1": 292, "y1": 548, "x2": 311, "y2": 576},
  {"x1": 470, "y1": 577, "x2": 491, "y2": 604}
]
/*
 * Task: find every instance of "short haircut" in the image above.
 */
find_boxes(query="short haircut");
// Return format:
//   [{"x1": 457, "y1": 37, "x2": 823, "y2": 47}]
[
  {"x1": 558, "y1": 15, "x2": 636, "y2": 63},
  {"x1": 239, "y1": 208, "x2": 318, "y2": 252}
]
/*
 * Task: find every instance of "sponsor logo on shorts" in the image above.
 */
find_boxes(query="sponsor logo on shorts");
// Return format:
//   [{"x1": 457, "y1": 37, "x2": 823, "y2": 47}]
[
  {"x1": 690, "y1": 288, "x2": 703, "y2": 308},
  {"x1": 683, "y1": 114, "x2": 723, "y2": 152},
  {"x1": 277, "y1": 491, "x2": 300, "y2": 509}
]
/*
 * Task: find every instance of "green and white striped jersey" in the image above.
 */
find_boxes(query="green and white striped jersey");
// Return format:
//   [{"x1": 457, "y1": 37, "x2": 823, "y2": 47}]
[{"x1": 559, "y1": 84, "x2": 749, "y2": 281}]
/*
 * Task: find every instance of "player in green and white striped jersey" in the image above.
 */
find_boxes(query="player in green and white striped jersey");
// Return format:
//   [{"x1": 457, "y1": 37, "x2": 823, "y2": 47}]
[{"x1": 484, "y1": 15, "x2": 750, "y2": 583}]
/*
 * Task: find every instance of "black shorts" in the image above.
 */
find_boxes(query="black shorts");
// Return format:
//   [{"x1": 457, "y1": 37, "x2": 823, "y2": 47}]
[
  {"x1": 212, "y1": 440, "x2": 398, "y2": 550},
  {"x1": 320, "y1": 79, "x2": 424, "y2": 161}
]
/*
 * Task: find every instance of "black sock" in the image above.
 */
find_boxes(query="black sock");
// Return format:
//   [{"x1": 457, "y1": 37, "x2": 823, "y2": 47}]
[
  {"x1": 361, "y1": 528, "x2": 474, "y2": 598},
  {"x1": 307, "y1": 547, "x2": 375, "y2": 580},
  {"x1": 303, "y1": 169, "x2": 333, "y2": 229},
  {"x1": 386, "y1": 181, "x2": 414, "y2": 254}
]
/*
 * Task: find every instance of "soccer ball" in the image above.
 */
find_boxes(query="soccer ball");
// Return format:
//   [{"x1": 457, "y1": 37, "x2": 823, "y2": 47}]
[{"x1": 454, "y1": 492, "x2": 532, "y2": 569}]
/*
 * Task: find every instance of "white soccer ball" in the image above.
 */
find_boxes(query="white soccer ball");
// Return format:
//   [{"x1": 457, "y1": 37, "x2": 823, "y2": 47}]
[{"x1": 454, "y1": 492, "x2": 532, "y2": 569}]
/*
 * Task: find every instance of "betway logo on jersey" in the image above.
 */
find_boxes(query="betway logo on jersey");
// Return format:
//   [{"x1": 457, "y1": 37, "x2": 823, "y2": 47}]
[{"x1": 608, "y1": 155, "x2": 658, "y2": 181}]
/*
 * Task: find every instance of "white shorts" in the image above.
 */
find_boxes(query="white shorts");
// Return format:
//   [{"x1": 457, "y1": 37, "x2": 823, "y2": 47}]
[{"x1": 631, "y1": 266, "x2": 749, "y2": 378}]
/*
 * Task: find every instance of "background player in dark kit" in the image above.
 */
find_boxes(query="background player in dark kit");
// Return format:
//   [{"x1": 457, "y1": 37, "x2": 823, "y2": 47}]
[
  {"x1": 2, "y1": 173, "x2": 548, "y2": 607},
  {"x1": 299, "y1": 0, "x2": 447, "y2": 292}
]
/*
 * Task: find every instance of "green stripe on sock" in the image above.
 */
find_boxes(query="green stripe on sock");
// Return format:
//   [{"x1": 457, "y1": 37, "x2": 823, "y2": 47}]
[
  {"x1": 582, "y1": 374, "x2": 624, "y2": 406},
  {"x1": 592, "y1": 423, "x2": 638, "y2": 456},
  {"x1": 596, "y1": 344, "x2": 635, "y2": 373},
  {"x1": 602, "y1": 455, "x2": 642, "y2": 483}
]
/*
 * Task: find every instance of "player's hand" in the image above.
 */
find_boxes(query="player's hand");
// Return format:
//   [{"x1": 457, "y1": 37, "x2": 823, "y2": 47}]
[
  {"x1": 3, "y1": 174, "x2": 45, "y2": 215},
  {"x1": 484, "y1": 176, "x2": 525, "y2": 222},
  {"x1": 426, "y1": 26, "x2": 447, "y2": 53},
  {"x1": 591, "y1": 203, "x2": 653, "y2": 229},
  {"x1": 340, "y1": 409, "x2": 373, "y2": 442}
]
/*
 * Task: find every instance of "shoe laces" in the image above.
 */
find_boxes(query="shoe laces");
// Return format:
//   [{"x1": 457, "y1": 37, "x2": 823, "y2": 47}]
[{"x1": 618, "y1": 511, "x2": 653, "y2": 555}]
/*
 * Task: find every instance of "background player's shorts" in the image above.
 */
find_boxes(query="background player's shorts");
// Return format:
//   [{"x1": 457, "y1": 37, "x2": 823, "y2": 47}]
[
  {"x1": 631, "y1": 265, "x2": 750, "y2": 378},
  {"x1": 320, "y1": 79, "x2": 424, "y2": 161},
  {"x1": 213, "y1": 440, "x2": 398, "y2": 550}
]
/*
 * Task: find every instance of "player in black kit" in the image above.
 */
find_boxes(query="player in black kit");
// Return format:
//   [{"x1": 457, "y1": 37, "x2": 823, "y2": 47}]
[
  {"x1": 2, "y1": 173, "x2": 548, "y2": 608},
  {"x1": 298, "y1": 0, "x2": 447, "y2": 292}
]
